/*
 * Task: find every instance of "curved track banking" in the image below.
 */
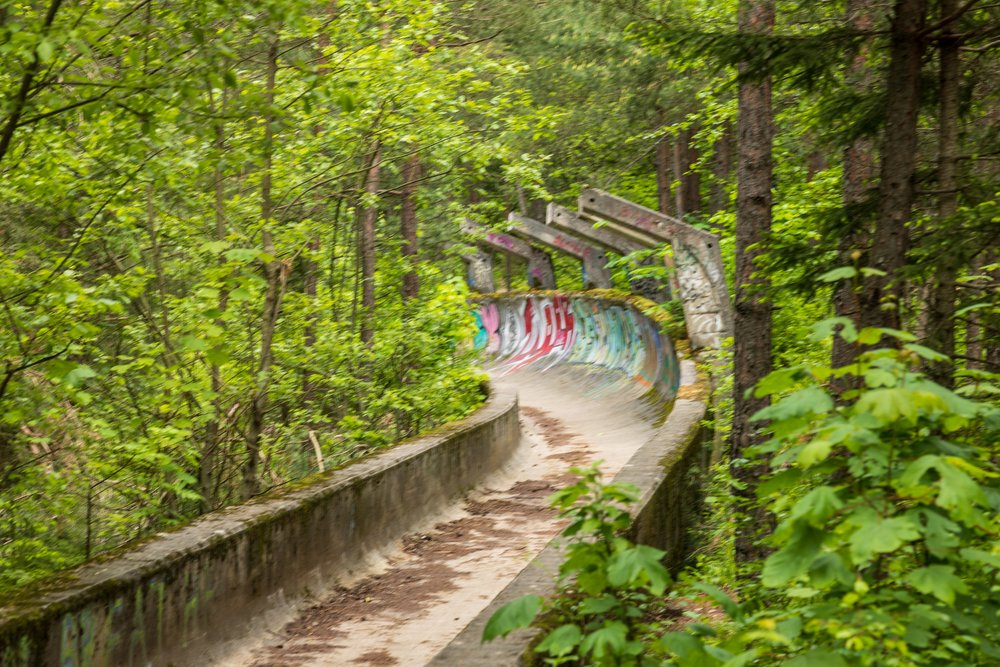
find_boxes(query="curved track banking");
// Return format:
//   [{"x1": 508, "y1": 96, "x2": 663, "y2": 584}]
[{"x1": 221, "y1": 367, "x2": 661, "y2": 667}]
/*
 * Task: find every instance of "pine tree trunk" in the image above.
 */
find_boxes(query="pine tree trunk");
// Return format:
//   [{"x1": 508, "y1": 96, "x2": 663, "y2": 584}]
[
  {"x1": 656, "y1": 132, "x2": 673, "y2": 216},
  {"x1": 833, "y1": 0, "x2": 878, "y2": 379},
  {"x1": 202, "y1": 89, "x2": 228, "y2": 511},
  {"x1": 731, "y1": 0, "x2": 775, "y2": 565},
  {"x1": 925, "y1": 0, "x2": 960, "y2": 385},
  {"x1": 400, "y1": 152, "x2": 421, "y2": 301},
  {"x1": 859, "y1": 0, "x2": 926, "y2": 333},
  {"x1": 710, "y1": 122, "x2": 732, "y2": 215},
  {"x1": 681, "y1": 127, "x2": 702, "y2": 215}
]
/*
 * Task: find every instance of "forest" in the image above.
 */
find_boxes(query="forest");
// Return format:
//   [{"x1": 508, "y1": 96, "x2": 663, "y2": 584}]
[{"x1": 0, "y1": 0, "x2": 998, "y2": 664}]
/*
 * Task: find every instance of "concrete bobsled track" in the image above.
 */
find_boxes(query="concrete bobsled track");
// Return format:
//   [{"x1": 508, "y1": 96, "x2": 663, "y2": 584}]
[{"x1": 0, "y1": 292, "x2": 708, "y2": 667}]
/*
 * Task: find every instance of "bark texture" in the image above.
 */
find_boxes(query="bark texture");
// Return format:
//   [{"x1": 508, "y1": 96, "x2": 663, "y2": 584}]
[
  {"x1": 245, "y1": 38, "x2": 289, "y2": 499},
  {"x1": 925, "y1": 0, "x2": 960, "y2": 385},
  {"x1": 833, "y1": 0, "x2": 878, "y2": 378},
  {"x1": 731, "y1": 0, "x2": 775, "y2": 564},
  {"x1": 860, "y1": 0, "x2": 927, "y2": 333}
]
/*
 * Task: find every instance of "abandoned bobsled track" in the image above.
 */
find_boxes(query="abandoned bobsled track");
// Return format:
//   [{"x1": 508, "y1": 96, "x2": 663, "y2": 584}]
[{"x1": 0, "y1": 293, "x2": 710, "y2": 667}]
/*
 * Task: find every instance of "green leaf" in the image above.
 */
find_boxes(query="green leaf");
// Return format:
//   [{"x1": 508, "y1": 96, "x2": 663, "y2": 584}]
[
  {"x1": 224, "y1": 248, "x2": 262, "y2": 262},
  {"x1": 578, "y1": 596, "x2": 618, "y2": 614},
  {"x1": 179, "y1": 335, "x2": 208, "y2": 352},
  {"x1": 817, "y1": 267, "x2": 856, "y2": 282},
  {"x1": 903, "y1": 343, "x2": 949, "y2": 363},
  {"x1": 782, "y1": 649, "x2": 848, "y2": 666},
  {"x1": 810, "y1": 317, "x2": 857, "y2": 343},
  {"x1": 36, "y1": 40, "x2": 54, "y2": 62},
  {"x1": 752, "y1": 387, "x2": 833, "y2": 421},
  {"x1": 854, "y1": 388, "x2": 918, "y2": 424},
  {"x1": 797, "y1": 439, "x2": 834, "y2": 467},
  {"x1": 63, "y1": 364, "x2": 97, "y2": 386},
  {"x1": 580, "y1": 621, "x2": 627, "y2": 660},
  {"x1": 763, "y1": 525, "x2": 825, "y2": 586},
  {"x1": 606, "y1": 544, "x2": 669, "y2": 594},
  {"x1": 658, "y1": 632, "x2": 711, "y2": 662},
  {"x1": 848, "y1": 511, "x2": 919, "y2": 563},
  {"x1": 906, "y1": 565, "x2": 968, "y2": 605},
  {"x1": 535, "y1": 624, "x2": 582, "y2": 658},
  {"x1": 482, "y1": 595, "x2": 542, "y2": 642},
  {"x1": 789, "y1": 486, "x2": 843, "y2": 524}
]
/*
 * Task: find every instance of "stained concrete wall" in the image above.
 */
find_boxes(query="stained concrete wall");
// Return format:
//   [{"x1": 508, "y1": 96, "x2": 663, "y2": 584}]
[
  {"x1": 473, "y1": 293, "x2": 681, "y2": 403},
  {"x1": 0, "y1": 385, "x2": 519, "y2": 667},
  {"x1": 429, "y1": 340, "x2": 710, "y2": 666}
]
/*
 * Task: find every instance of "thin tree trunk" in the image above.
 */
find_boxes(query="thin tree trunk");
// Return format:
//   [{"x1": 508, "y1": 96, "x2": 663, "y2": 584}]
[
  {"x1": 859, "y1": 0, "x2": 927, "y2": 333},
  {"x1": 681, "y1": 127, "x2": 702, "y2": 215},
  {"x1": 655, "y1": 110, "x2": 673, "y2": 216},
  {"x1": 0, "y1": 0, "x2": 63, "y2": 166},
  {"x1": 732, "y1": 0, "x2": 775, "y2": 565},
  {"x1": 710, "y1": 122, "x2": 732, "y2": 215},
  {"x1": 244, "y1": 37, "x2": 288, "y2": 499},
  {"x1": 359, "y1": 142, "x2": 380, "y2": 345},
  {"x1": 925, "y1": 0, "x2": 960, "y2": 385},
  {"x1": 202, "y1": 89, "x2": 228, "y2": 511},
  {"x1": 672, "y1": 139, "x2": 685, "y2": 218},
  {"x1": 833, "y1": 0, "x2": 878, "y2": 379},
  {"x1": 400, "y1": 152, "x2": 421, "y2": 301}
]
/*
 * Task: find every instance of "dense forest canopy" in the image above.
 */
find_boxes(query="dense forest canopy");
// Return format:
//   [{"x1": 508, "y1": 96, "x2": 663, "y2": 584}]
[{"x1": 1, "y1": 0, "x2": 998, "y2": 662}]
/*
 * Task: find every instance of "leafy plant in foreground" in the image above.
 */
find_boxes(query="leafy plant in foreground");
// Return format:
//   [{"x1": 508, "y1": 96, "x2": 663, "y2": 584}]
[
  {"x1": 661, "y1": 322, "x2": 1000, "y2": 666},
  {"x1": 483, "y1": 464, "x2": 670, "y2": 666}
]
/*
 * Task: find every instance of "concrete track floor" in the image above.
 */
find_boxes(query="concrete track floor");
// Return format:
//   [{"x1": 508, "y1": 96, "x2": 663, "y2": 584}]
[{"x1": 218, "y1": 367, "x2": 660, "y2": 667}]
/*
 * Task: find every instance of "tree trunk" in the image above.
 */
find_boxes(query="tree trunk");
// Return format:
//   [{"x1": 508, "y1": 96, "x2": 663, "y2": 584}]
[
  {"x1": 832, "y1": 0, "x2": 878, "y2": 379},
  {"x1": 681, "y1": 127, "x2": 702, "y2": 215},
  {"x1": 925, "y1": 0, "x2": 960, "y2": 385},
  {"x1": 731, "y1": 0, "x2": 775, "y2": 565},
  {"x1": 655, "y1": 109, "x2": 673, "y2": 216},
  {"x1": 656, "y1": 134, "x2": 673, "y2": 216},
  {"x1": 359, "y1": 142, "x2": 380, "y2": 345},
  {"x1": 859, "y1": 0, "x2": 926, "y2": 333},
  {"x1": 202, "y1": 88, "x2": 228, "y2": 511},
  {"x1": 672, "y1": 138, "x2": 685, "y2": 218},
  {"x1": 244, "y1": 37, "x2": 288, "y2": 500},
  {"x1": 400, "y1": 152, "x2": 421, "y2": 301},
  {"x1": 710, "y1": 122, "x2": 732, "y2": 215}
]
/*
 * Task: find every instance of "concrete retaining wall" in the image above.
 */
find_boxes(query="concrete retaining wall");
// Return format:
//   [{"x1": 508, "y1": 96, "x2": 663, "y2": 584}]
[
  {"x1": 428, "y1": 358, "x2": 710, "y2": 666},
  {"x1": 474, "y1": 293, "x2": 682, "y2": 402},
  {"x1": 0, "y1": 385, "x2": 519, "y2": 667}
]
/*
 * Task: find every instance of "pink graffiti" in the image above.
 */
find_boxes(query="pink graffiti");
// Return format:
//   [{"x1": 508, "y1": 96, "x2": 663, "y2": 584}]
[{"x1": 495, "y1": 296, "x2": 576, "y2": 373}]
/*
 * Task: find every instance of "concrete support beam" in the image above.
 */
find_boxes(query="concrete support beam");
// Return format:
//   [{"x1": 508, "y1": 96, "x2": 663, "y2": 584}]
[
  {"x1": 507, "y1": 213, "x2": 612, "y2": 289},
  {"x1": 579, "y1": 188, "x2": 732, "y2": 349},
  {"x1": 462, "y1": 248, "x2": 495, "y2": 293},
  {"x1": 461, "y1": 219, "x2": 556, "y2": 289},
  {"x1": 547, "y1": 203, "x2": 672, "y2": 302}
]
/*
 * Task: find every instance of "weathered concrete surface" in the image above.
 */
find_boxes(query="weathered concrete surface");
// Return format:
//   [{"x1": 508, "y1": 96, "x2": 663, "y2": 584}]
[
  {"x1": 462, "y1": 219, "x2": 557, "y2": 289},
  {"x1": 579, "y1": 188, "x2": 733, "y2": 349},
  {"x1": 1, "y1": 292, "x2": 705, "y2": 667},
  {"x1": 428, "y1": 358, "x2": 708, "y2": 666},
  {"x1": 463, "y1": 248, "x2": 495, "y2": 292},
  {"x1": 234, "y1": 368, "x2": 660, "y2": 667},
  {"x1": 547, "y1": 203, "x2": 672, "y2": 304},
  {"x1": 474, "y1": 293, "x2": 681, "y2": 402},
  {"x1": 507, "y1": 213, "x2": 613, "y2": 289},
  {"x1": 0, "y1": 386, "x2": 519, "y2": 667}
]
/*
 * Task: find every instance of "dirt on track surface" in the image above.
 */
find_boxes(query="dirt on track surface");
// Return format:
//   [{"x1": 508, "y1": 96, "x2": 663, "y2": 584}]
[{"x1": 228, "y1": 369, "x2": 658, "y2": 667}]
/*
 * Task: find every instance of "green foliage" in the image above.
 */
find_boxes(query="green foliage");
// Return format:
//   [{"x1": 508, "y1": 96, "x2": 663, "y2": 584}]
[
  {"x1": 0, "y1": 0, "x2": 533, "y2": 594},
  {"x1": 662, "y1": 325, "x2": 1000, "y2": 666},
  {"x1": 484, "y1": 464, "x2": 671, "y2": 666}
]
